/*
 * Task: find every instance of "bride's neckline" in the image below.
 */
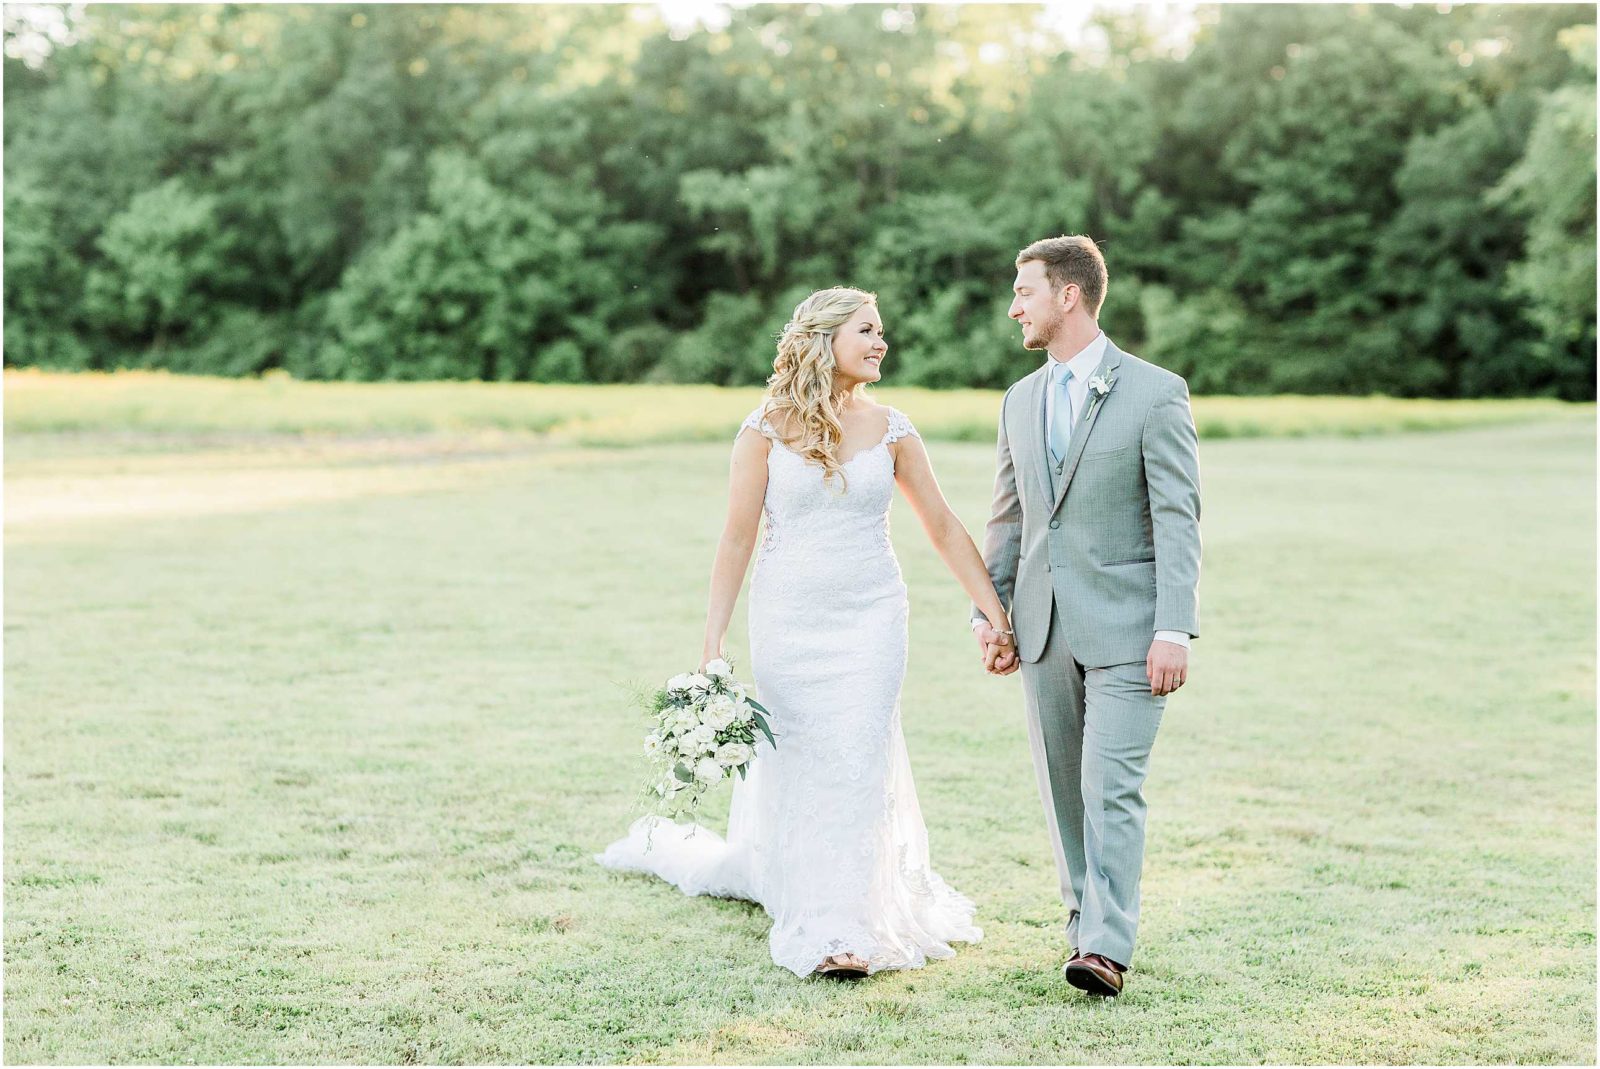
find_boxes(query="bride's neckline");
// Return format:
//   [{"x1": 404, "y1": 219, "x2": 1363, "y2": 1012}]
[
  {"x1": 772, "y1": 437, "x2": 889, "y2": 468},
  {"x1": 768, "y1": 409, "x2": 896, "y2": 468}
]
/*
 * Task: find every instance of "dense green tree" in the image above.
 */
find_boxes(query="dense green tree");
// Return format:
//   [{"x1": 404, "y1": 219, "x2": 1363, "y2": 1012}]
[
  {"x1": 3, "y1": 171, "x2": 94, "y2": 367},
  {"x1": 2, "y1": 4, "x2": 1592, "y2": 397},
  {"x1": 1377, "y1": 104, "x2": 1530, "y2": 397},
  {"x1": 84, "y1": 179, "x2": 228, "y2": 344},
  {"x1": 1491, "y1": 25, "x2": 1597, "y2": 399},
  {"x1": 320, "y1": 151, "x2": 661, "y2": 381}
]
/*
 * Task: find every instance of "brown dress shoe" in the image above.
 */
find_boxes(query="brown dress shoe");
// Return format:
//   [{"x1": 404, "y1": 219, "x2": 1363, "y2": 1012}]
[{"x1": 1063, "y1": 952, "x2": 1125, "y2": 997}]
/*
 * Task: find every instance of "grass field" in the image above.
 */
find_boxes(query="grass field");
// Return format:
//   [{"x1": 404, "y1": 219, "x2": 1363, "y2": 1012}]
[
  {"x1": 4, "y1": 377, "x2": 1594, "y2": 1063},
  {"x1": 6, "y1": 369, "x2": 1591, "y2": 444}
]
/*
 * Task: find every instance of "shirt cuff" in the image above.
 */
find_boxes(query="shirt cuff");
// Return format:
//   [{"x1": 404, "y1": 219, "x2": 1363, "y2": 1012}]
[{"x1": 1154, "y1": 630, "x2": 1191, "y2": 648}]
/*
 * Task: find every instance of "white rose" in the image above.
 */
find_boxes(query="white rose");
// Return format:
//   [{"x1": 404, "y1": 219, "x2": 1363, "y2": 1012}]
[
  {"x1": 643, "y1": 735, "x2": 663, "y2": 758},
  {"x1": 687, "y1": 673, "x2": 713, "y2": 692},
  {"x1": 735, "y1": 700, "x2": 756, "y2": 723},
  {"x1": 687, "y1": 724, "x2": 717, "y2": 752},
  {"x1": 704, "y1": 658, "x2": 732, "y2": 679},
  {"x1": 694, "y1": 757, "x2": 723, "y2": 784},
  {"x1": 715, "y1": 741, "x2": 752, "y2": 768},
  {"x1": 671, "y1": 709, "x2": 699, "y2": 733},
  {"x1": 702, "y1": 696, "x2": 738, "y2": 731},
  {"x1": 677, "y1": 733, "x2": 701, "y2": 756},
  {"x1": 667, "y1": 673, "x2": 694, "y2": 692}
]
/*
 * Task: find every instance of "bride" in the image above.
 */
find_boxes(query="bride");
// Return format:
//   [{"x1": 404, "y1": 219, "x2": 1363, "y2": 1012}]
[{"x1": 597, "y1": 287, "x2": 1016, "y2": 979}]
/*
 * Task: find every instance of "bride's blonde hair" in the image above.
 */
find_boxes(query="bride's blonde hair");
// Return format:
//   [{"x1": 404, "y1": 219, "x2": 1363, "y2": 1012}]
[{"x1": 764, "y1": 286, "x2": 877, "y2": 489}]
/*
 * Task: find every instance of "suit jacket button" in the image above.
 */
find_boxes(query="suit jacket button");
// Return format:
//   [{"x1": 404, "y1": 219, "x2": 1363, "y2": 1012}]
[{"x1": 1049, "y1": 519, "x2": 1060, "y2": 529}]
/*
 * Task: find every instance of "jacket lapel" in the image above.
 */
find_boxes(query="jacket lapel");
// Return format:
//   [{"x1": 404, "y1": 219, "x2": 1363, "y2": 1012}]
[
  {"x1": 1025, "y1": 364, "x2": 1053, "y2": 510},
  {"x1": 1050, "y1": 341, "x2": 1126, "y2": 516}
]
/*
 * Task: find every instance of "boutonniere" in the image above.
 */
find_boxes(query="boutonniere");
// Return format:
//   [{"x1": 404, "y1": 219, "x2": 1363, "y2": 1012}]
[{"x1": 1084, "y1": 371, "x2": 1117, "y2": 417}]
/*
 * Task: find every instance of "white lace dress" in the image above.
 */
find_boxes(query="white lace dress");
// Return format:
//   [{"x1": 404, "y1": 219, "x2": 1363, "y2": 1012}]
[{"x1": 596, "y1": 405, "x2": 982, "y2": 977}]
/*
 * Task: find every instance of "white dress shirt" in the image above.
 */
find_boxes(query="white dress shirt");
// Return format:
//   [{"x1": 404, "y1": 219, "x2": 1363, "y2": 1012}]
[
  {"x1": 976, "y1": 332, "x2": 1191, "y2": 650},
  {"x1": 1046, "y1": 331, "x2": 1108, "y2": 456}
]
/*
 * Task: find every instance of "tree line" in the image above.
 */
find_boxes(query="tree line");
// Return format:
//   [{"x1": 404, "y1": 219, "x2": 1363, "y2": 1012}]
[{"x1": 4, "y1": 4, "x2": 1594, "y2": 397}]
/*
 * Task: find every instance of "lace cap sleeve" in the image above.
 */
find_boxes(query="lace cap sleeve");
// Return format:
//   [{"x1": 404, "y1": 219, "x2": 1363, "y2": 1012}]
[
  {"x1": 738, "y1": 405, "x2": 778, "y2": 442},
  {"x1": 884, "y1": 407, "x2": 920, "y2": 444}
]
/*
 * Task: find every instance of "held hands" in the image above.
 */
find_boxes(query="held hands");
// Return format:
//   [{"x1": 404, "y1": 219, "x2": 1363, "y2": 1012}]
[
  {"x1": 974, "y1": 622, "x2": 1019, "y2": 676},
  {"x1": 1146, "y1": 639, "x2": 1188, "y2": 696}
]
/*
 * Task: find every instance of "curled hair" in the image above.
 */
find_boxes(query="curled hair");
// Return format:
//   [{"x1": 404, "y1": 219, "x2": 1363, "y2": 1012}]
[{"x1": 763, "y1": 287, "x2": 877, "y2": 489}]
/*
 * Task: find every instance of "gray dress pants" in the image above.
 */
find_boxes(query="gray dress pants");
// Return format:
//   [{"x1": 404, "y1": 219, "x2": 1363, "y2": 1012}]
[{"x1": 1019, "y1": 606, "x2": 1166, "y2": 966}]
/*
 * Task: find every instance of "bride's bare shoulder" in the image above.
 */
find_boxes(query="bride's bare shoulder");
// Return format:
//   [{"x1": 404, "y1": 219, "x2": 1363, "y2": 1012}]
[
  {"x1": 847, "y1": 399, "x2": 894, "y2": 429},
  {"x1": 763, "y1": 405, "x2": 803, "y2": 440}
]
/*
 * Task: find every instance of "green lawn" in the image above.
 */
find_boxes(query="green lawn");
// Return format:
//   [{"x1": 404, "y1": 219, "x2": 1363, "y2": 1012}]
[
  {"x1": 4, "y1": 388, "x2": 1594, "y2": 1063},
  {"x1": 6, "y1": 368, "x2": 1590, "y2": 443}
]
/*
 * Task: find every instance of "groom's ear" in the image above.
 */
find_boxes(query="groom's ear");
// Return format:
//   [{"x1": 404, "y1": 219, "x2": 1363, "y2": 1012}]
[{"x1": 1059, "y1": 282, "x2": 1080, "y2": 314}]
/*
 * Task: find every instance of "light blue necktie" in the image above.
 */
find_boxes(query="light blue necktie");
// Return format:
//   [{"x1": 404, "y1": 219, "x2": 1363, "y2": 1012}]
[{"x1": 1049, "y1": 363, "x2": 1077, "y2": 465}]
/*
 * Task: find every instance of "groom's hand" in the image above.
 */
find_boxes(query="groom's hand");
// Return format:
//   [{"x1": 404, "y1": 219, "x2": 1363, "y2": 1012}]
[
  {"x1": 986, "y1": 641, "x2": 1019, "y2": 675},
  {"x1": 1146, "y1": 640, "x2": 1188, "y2": 696},
  {"x1": 974, "y1": 624, "x2": 1019, "y2": 675}
]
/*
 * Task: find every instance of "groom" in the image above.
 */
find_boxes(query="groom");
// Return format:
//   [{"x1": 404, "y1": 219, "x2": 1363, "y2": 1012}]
[{"x1": 972, "y1": 235, "x2": 1202, "y2": 997}]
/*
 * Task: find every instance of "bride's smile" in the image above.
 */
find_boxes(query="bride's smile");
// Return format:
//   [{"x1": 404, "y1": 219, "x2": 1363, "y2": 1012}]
[{"x1": 832, "y1": 305, "x2": 888, "y2": 386}]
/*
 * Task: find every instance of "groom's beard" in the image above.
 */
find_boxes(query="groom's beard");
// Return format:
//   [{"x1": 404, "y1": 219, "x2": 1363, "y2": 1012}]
[{"x1": 1023, "y1": 313, "x2": 1061, "y2": 351}]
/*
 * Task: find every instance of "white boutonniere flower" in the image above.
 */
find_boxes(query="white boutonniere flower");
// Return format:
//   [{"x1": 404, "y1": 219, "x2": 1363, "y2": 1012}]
[{"x1": 1083, "y1": 372, "x2": 1117, "y2": 420}]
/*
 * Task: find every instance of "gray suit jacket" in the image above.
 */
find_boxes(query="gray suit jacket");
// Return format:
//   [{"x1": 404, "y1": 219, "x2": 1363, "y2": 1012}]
[{"x1": 975, "y1": 339, "x2": 1202, "y2": 669}]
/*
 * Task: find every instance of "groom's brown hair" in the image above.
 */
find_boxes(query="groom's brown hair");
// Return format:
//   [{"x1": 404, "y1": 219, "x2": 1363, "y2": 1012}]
[{"x1": 1017, "y1": 235, "x2": 1108, "y2": 317}]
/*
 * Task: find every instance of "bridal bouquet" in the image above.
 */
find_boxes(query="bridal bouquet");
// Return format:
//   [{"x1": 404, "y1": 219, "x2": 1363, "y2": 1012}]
[{"x1": 641, "y1": 658, "x2": 776, "y2": 822}]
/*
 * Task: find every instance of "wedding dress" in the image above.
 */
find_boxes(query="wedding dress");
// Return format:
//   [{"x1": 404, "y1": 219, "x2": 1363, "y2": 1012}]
[{"x1": 596, "y1": 404, "x2": 982, "y2": 977}]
